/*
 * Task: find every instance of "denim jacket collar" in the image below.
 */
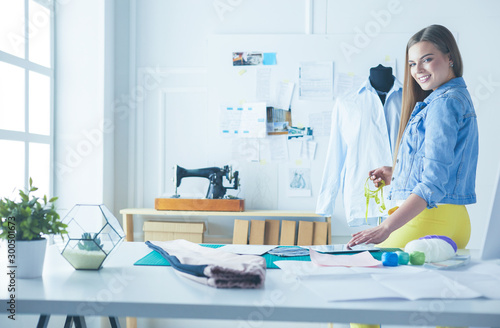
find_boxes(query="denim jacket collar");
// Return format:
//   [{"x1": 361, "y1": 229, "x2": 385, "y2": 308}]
[{"x1": 411, "y1": 77, "x2": 466, "y2": 119}]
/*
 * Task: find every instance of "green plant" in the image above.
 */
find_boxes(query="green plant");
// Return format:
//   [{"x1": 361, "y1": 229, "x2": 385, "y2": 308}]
[
  {"x1": 0, "y1": 178, "x2": 67, "y2": 241},
  {"x1": 77, "y1": 232, "x2": 103, "y2": 251}
]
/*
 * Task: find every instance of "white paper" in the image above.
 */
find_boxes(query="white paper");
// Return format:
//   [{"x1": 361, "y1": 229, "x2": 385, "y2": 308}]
[
  {"x1": 274, "y1": 260, "x2": 425, "y2": 279},
  {"x1": 301, "y1": 275, "x2": 402, "y2": 301},
  {"x1": 259, "y1": 136, "x2": 288, "y2": 162},
  {"x1": 231, "y1": 139, "x2": 259, "y2": 162},
  {"x1": 220, "y1": 102, "x2": 267, "y2": 138},
  {"x1": 218, "y1": 244, "x2": 277, "y2": 256},
  {"x1": 310, "y1": 250, "x2": 381, "y2": 267},
  {"x1": 256, "y1": 67, "x2": 271, "y2": 102},
  {"x1": 299, "y1": 61, "x2": 334, "y2": 100},
  {"x1": 276, "y1": 81, "x2": 295, "y2": 110},
  {"x1": 333, "y1": 72, "x2": 366, "y2": 98},
  {"x1": 372, "y1": 271, "x2": 482, "y2": 301},
  {"x1": 308, "y1": 111, "x2": 332, "y2": 137},
  {"x1": 287, "y1": 163, "x2": 312, "y2": 197},
  {"x1": 300, "y1": 140, "x2": 317, "y2": 160}
]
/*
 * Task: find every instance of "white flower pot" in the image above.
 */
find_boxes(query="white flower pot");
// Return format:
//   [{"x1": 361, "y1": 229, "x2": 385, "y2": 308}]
[{"x1": 15, "y1": 238, "x2": 47, "y2": 279}]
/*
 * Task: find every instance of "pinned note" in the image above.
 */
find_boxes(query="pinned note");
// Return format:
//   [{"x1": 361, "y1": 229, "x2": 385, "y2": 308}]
[{"x1": 263, "y1": 52, "x2": 277, "y2": 65}]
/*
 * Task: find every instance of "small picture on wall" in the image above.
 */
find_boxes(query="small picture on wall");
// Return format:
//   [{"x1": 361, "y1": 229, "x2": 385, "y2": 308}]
[{"x1": 233, "y1": 52, "x2": 263, "y2": 66}]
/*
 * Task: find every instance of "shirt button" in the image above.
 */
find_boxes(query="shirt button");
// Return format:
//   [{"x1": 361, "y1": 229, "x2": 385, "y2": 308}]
[
  {"x1": 391, "y1": 177, "x2": 395, "y2": 181},
  {"x1": 396, "y1": 159, "x2": 399, "y2": 163}
]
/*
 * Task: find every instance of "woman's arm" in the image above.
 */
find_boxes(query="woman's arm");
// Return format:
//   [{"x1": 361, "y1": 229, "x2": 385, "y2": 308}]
[{"x1": 347, "y1": 193, "x2": 427, "y2": 247}]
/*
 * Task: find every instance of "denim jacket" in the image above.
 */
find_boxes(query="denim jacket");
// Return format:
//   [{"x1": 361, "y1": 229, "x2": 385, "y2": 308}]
[{"x1": 389, "y1": 77, "x2": 478, "y2": 208}]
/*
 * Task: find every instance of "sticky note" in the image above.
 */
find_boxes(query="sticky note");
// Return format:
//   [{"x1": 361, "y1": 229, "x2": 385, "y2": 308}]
[
  {"x1": 238, "y1": 69, "x2": 247, "y2": 76},
  {"x1": 263, "y1": 53, "x2": 277, "y2": 65}
]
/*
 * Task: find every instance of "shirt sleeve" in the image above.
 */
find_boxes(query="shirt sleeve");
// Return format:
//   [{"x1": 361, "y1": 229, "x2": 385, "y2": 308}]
[
  {"x1": 315, "y1": 99, "x2": 347, "y2": 216},
  {"x1": 411, "y1": 96, "x2": 463, "y2": 208}
]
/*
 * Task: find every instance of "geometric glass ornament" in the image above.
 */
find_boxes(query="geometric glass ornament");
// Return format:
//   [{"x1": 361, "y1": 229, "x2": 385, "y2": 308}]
[{"x1": 55, "y1": 204, "x2": 125, "y2": 270}]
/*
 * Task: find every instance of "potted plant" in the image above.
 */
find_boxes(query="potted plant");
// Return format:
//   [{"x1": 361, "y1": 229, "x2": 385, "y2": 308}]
[{"x1": 0, "y1": 178, "x2": 67, "y2": 278}]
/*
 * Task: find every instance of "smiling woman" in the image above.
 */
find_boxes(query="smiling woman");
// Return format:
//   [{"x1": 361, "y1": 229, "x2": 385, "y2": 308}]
[
  {"x1": 348, "y1": 22, "x2": 479, "y2": 328},
  {"x1": 348, "y1": 24, "x2": 478, "y2": 250}
]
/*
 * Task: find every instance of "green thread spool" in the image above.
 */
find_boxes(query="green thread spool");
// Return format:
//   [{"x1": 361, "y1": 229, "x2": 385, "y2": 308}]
[
  {"x1": 364, "y1": 177, "x2": 386, "y2": 223},
  {"x1": 409, "y1": 251, "x2": 425, "y2": 265},
  {"x1": 396, "y1": 251, "x2": 409, "y2": 265}
]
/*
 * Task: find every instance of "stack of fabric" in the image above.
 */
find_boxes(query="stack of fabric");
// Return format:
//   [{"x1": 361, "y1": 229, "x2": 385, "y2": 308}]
[{"x1": 146, "y1": 239, "x2": 266, "y2": 288}]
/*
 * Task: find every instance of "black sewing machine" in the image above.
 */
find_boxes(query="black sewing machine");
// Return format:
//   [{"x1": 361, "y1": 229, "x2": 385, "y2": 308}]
[{"x1": 173, "y1": 165, "x2": 239, "y2": 199}]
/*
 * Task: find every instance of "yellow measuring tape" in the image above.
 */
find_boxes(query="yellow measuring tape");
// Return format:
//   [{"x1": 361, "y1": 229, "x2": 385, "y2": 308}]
[{"x1": 364, "y1": 177, "x2": 386, "y2": 222}]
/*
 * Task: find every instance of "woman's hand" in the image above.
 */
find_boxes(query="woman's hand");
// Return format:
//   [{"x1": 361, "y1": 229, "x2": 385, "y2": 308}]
[
  {"x1": 347, "y1": 224, "x2": 392, "y2": 248},
  {"x1": 369, "y1": 166, "x2": 393, "y2": 187}
]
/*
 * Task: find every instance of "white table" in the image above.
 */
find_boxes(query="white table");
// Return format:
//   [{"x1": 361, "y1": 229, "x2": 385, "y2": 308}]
[{"x1": 1, "y1": 242, "x2": 499, "y2": 327}]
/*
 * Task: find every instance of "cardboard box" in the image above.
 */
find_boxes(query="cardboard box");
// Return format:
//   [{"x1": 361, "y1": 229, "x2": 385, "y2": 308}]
[{"x1": 143, "y1": 221, "x2": 205, "y2": 243}]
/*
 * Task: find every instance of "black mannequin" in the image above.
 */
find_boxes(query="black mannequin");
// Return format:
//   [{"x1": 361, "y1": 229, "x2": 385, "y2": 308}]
[{"x1": 369, "y1": 64, "x2": 394, "y2": 105}]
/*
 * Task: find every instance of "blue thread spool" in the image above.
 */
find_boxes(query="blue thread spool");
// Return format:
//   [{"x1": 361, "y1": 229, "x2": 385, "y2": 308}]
[
  {"x1": 396, "y1": 251, "x2": 410, "y2": 265},
  {"x1": 382, "y1": 252, "x2": 398, "y2": 266}
]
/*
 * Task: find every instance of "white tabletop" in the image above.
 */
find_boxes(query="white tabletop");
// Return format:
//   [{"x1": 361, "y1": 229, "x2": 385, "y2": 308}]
[{"x1": 1, "y1": 242, "x2": 499, "y2": 326}]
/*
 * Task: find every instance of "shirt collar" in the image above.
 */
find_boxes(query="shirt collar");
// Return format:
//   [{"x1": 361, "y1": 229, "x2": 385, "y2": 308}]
[
  {"x1": 357, "y1": 76, "x2": 403, "y2": 98},
  {"x1": 423, "y1": 77, "x2": 467, "y2": 104}
]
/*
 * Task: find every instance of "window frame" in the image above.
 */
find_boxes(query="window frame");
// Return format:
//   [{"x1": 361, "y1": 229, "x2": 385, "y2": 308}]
[{"x1": 0, "y1": 0, "x2": 55, "y2": 196}]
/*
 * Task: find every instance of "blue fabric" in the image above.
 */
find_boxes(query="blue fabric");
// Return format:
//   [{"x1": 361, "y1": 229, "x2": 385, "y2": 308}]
[
  {"x1": 390, "y1": 77, "x2": 478, "y2": 208},
  {"x1": 145, "y1": 241, "x2": 208, "y2": 277},
  {"x1": 316, "y1": 77, "x2": 403, "y2": 226}
]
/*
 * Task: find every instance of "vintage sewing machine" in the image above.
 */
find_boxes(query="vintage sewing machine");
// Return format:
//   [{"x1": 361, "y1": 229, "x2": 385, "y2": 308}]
[
  {"x1": 155, "y1": 165, "x2": 244, "y2": 211},
  {"x1": 172, "y1": 165, "x2": 239, "y2": 199}
]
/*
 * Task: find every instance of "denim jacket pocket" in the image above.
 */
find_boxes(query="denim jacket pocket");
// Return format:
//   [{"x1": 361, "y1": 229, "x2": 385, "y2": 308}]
[{"x1": 407, "y1": 114, "x2": 424, "y2": 152}]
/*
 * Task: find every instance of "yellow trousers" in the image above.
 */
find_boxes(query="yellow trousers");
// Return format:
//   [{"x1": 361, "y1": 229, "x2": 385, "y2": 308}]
[
  {"x1": 378, "y1": 204, "x2": 471, "y2": 249},
  {"x1": 350, "y1": 204, "x2": 471, "y2": 328}
]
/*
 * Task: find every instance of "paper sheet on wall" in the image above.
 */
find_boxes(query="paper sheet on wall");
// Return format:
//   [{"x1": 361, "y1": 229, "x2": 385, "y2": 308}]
[
  {"x1": 256, "y1": 67, "x2": 271, "y2": 102},
  {"x1": 287, "y1": 161, "x2": 311, "y2": 197},
  {"x1": 298, "y1": 61, "x2": 334, "y2": 100},
  {"x1": 220, "y1": 102, "x2": 267, "y2": 138},
  {"x1": 308, "y1": 111, "x2": 332, "y2": 137},
  {"x1": 333, "y1": 72, "x2": 366, "y2": 98},
  {"x1": 276, "y1": 81, "x2": 295, "y2": 110},
  {"x1": 259, "y1": 136, "x2": 288, "y2": 162},
  {"x1": 231, "y1": 139, "x2": 259, "y2": 162}
]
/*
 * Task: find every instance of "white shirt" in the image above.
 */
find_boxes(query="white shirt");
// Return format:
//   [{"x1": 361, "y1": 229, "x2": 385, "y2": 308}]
[{"x1": 316, "y1": 78, "x2": 402, "y2": 226}]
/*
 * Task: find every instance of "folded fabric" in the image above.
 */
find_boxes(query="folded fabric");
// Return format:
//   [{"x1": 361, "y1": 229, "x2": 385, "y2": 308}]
[{"x1": 146, "y1": 239, "x2": 266, "y2": 288}]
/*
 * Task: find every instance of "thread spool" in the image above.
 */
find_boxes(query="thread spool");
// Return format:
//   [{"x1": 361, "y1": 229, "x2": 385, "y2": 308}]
[
  {"x1": 409, "y1": 251, "x2": 425, "y2": 265},
  {"x1": 396, "y1": 251, "x2": 409, "y2": 265},
  {"x1": 382, "y1": 252, "x2": 398, "y2": 266}
]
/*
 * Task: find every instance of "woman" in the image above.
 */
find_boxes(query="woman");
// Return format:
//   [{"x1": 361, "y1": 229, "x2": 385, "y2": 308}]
[{"x1": 348, "y1": 24, "x2": 478, "y2": 250}]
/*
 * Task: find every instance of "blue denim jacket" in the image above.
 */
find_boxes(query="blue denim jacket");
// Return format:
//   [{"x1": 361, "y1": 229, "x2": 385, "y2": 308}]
[{"x1": 390, "y1": 77, "x2": 478, "y2": 208}]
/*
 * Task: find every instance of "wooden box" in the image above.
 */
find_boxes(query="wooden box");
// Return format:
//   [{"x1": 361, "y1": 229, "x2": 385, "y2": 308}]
[
  {"x1": 155, "y1": 198, "x2": 244, "y2": 212},
  {"x1": 143, "y1": 221, "x2": 205, "y2": 243}
]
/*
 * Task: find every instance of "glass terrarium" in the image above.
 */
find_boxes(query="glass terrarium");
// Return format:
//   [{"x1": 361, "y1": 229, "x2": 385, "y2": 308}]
[{"x1": 56, "y1": 204, "x2": 125, "y2": 270}]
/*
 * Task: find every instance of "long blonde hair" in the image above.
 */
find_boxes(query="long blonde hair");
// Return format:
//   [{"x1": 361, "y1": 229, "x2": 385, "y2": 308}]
[{"x1": 393, "y1": 25, "x2": 463, "y2": 168}]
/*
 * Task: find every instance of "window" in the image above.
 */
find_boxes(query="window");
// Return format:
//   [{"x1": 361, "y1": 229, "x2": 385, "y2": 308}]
[{"x1": 0, "y1": 0, "x2": 53, "y2": 199}]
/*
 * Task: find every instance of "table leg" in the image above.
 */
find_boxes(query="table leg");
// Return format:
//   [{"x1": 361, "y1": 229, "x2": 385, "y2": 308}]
[
  {"x1": 326, "y1": 216, "x2": 332, "y2": 245},
  {"x1": 36, "y1": 314, "x2": 50, "y2": 328},
  {"x1": 126, "y1": 316, "x2": 137, "y2": 328},
  {"x1": 71, "y1": 316, "x2": 87, "y2": 328},
  {"x1": 109, "y1": 316, "x2": 121, "y2": 328},
  {"x1": 122, "y1": 214, "x2": 134, "y2": 241}
]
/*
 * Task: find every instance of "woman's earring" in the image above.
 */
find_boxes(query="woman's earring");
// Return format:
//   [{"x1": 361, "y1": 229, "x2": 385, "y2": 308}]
[{"x1": 450, "y1": 62, "x2": 454, "y2": 67}]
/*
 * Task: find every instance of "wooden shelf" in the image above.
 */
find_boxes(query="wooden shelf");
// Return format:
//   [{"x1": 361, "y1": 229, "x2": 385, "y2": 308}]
[{"x1": 119, "y1": 208, "x2": 331, "y2": 244}]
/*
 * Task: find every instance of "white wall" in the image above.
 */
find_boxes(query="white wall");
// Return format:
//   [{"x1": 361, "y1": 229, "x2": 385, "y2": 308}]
[
  {"x1": 54, "y1": 0, "x2": 114, "y2": 216},
  {"x1": 116, "y1": 0, "x2": 500, "y2": 249}
]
